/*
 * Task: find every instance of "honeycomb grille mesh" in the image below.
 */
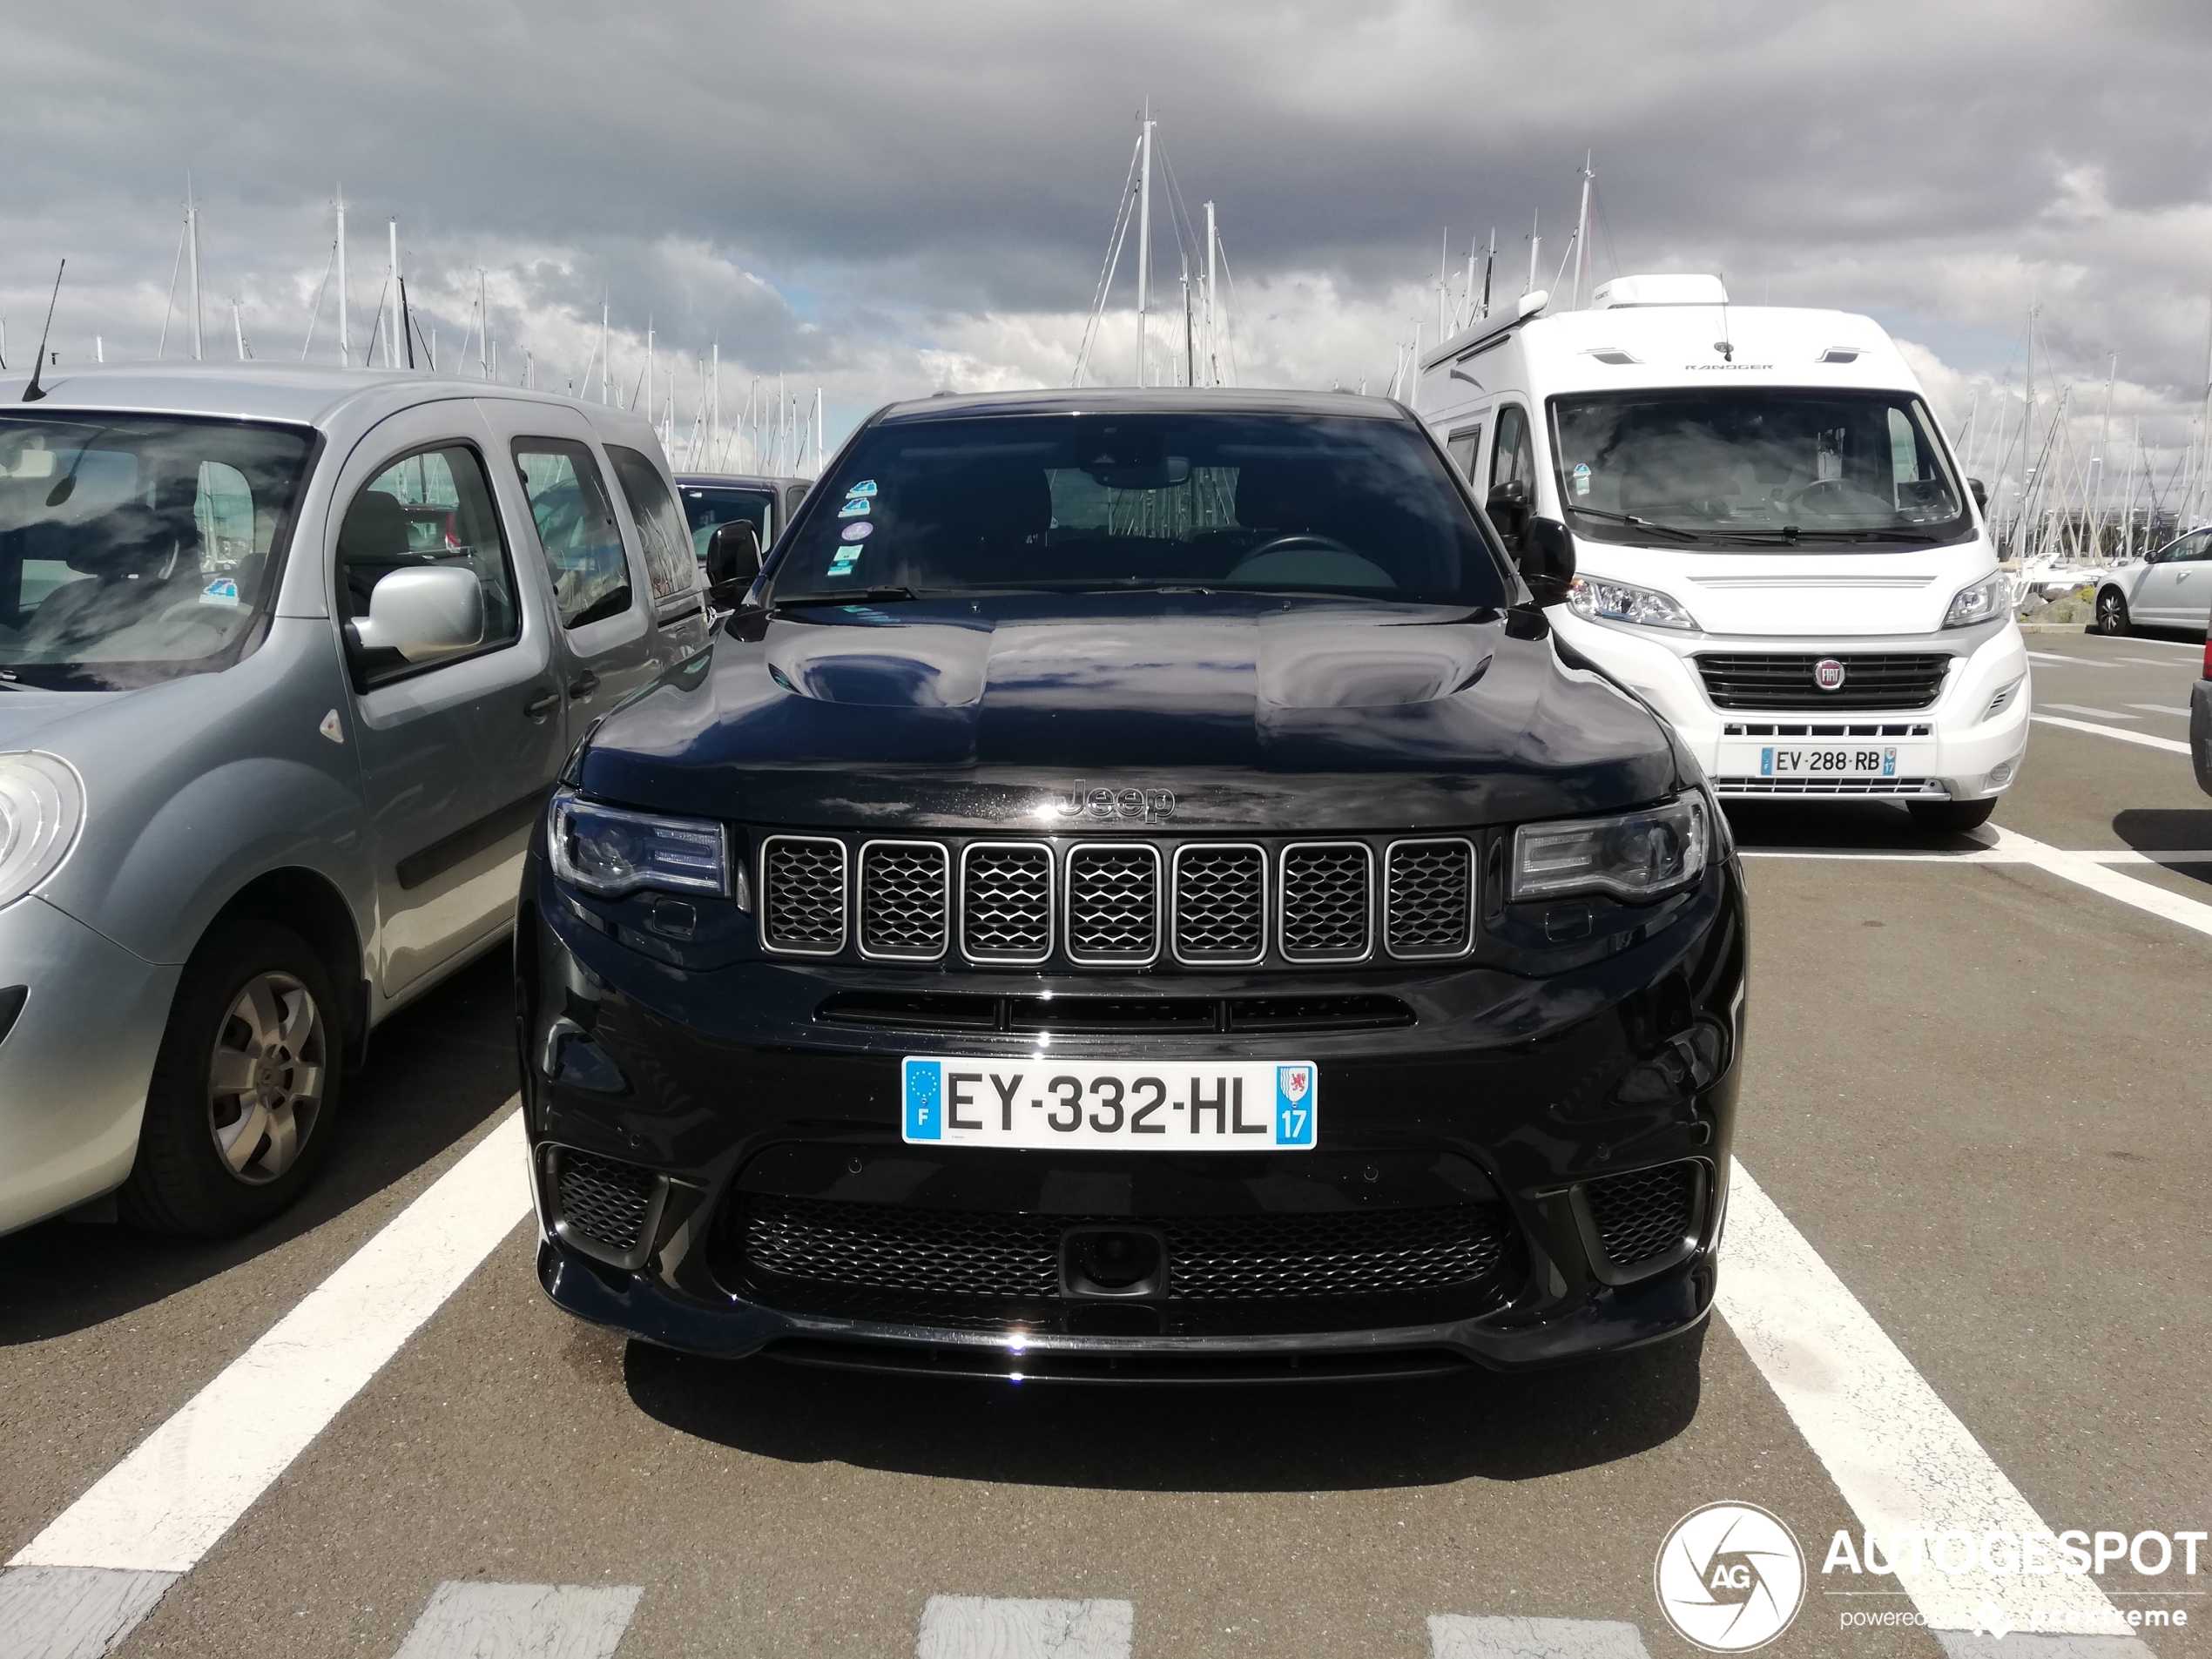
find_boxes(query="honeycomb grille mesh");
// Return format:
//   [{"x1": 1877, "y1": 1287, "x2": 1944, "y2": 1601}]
[
  {"x1": 961, "y1": 844, "x2": 1054, "y2": 961},
  {"x1": 763, "y1": 837, "x2": 846, "y2": 951},
  {"x1": 1065, "y1": 846, "x2": 1160, "y2": 961},
  {"x1": 1172, "y1": 845, "x2": 1265, "y2": 962},
  {"x1": 737, "y1": 1196, "x2": 1514, "y2": 1302},
  {"x1": 556, "y1": 1150, "x2": 658, "y2": 1256},
  {"x1": 1280, "y1": 844, "x2": 1372, "y2": 961},
  {"x1": 1386, "y1": 840, "x2": 1474, "y2": 957},
  {"x1": 859, "y1": 842, "x2": 949, "y2": 958},
  {"x1": 1584, "y1": 1161, "x2": 1699, "y2": 1267}
]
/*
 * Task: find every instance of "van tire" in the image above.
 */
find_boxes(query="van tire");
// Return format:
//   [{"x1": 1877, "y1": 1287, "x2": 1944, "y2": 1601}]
[
  {"x1": 1906, "y1": 798, "x2": 1998, "y2": 834},
  {"x1": 120, "y1": 921, "x2": 342, "y2": 1237}
]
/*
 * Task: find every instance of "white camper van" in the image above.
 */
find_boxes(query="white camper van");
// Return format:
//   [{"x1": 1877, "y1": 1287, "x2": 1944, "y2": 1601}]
[{"x1": 1418, "y1": 274, "x2": 2027, "y2": 831}]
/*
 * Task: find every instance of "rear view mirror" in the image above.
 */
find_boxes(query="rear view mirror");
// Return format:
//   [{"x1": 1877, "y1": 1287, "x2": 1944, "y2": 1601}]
[
  {"x1": 1967, "y1": 477, "x2": 1988, "y2": 513},
  {"x1": 1486, "y1": 476, "x2": 1530, "y2": 547},
  {"x1": 705, "y1": 520, "x2": 762, "y2": 609},
  {"x1": 351, "y1": 566, "x2": 484, "y2": 663},
  {"x1": 1518, "y1": 516, "x2": 1576, "y2": 607}
]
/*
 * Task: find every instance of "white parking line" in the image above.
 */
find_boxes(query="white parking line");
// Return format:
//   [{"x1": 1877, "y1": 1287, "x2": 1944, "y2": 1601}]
[
  {"x1": 2030, "y1": 714, "x2": 2192, "y2": 754},
  {"x1": 0, "y1": 1566, "x2": 179, "y2": 1659},
  {"x1": 2126, "y1": 705, "x2": 2190, "y2": 717},
  {"x1": 2040, "y1": 703, "x2": 2136, "y2": 719},
  {"x1": 0, "y1": 1109, "x2": 531, "y2": 1653},
  {"x1": 916, "y1": 1595, "x2": 1134, "y2": 1659},
  {"x1": 1429, "y1": 1614, "x2": 1650, "y2": 1657},
  {"x1": 1987, "y1": 826, "x2": 2212, "y2": 940},
  {"x1": 2026, "y1": 651, "x2": 2110, "y2": 667},
  {"x1": 1718, "y1": 1164, "x2": 2140, "y2": 1642},
  {"x1": 391, "y1": 1581, "x2": 643, "y2": 1659}
]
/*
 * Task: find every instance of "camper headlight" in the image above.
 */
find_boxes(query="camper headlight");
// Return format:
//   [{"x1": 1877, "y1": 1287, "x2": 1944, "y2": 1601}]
[
  {"x1": 1943, "y1": 573, "x2": 2011, "y2": 630},
  {"x1": 0, "y1": 752, "x2": 85, "y2": 910},
  {"x1": 1567, "y1": 575, "x2": 1701, "y2": 631}
]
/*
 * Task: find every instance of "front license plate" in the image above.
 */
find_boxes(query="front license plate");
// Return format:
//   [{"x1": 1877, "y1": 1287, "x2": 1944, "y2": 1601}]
[
  {"x1": 900, "y1": 1058, "x2": 1318, "y2": 1150},
  {"x1": 1755, "y1": 744, "x2": 1902, "y2": 779}
]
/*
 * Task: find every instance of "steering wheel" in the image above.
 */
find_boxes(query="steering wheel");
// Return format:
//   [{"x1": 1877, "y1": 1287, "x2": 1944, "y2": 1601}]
[
  {"x1": 1239, "y1": 532, "x2": 1358, "y2": 561},
  {"x1": 1781, "y1": 477, "x2": 1890, "y2": 517}
]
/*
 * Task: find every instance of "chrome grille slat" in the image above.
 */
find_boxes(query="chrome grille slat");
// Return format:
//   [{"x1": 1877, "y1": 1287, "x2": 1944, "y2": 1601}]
[
  {"x1": 761, "y1": 834, "x2": 847, "y2": 954},
  {"x1": 1278, "y1": 842, "x2": 1373, "y2": 962},
  {"x1": 1385, "y1": 838, "x2": 1474, "y2": 959},
  {"x1": 1171, "y1": 842, "x2": 1267, "y2": 965},
  {"x1": 858, "y1": 840, "x2": 950, "y2": 960},
  {"x1": 960, "y1": 841, "x2": 1055, "y2": 963},
  {"x1": 1064, "y1": 843, "x2": 1162, "y2": 965}
]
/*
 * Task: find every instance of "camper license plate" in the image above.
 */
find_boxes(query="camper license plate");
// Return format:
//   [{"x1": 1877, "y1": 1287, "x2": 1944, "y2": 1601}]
[
  {"x1": 900, "y1": 1058, "x2": 1318, "y2": 1150},
  {"x1": 1718, "y1": 740, "x2": 1931, "y2": 782}
]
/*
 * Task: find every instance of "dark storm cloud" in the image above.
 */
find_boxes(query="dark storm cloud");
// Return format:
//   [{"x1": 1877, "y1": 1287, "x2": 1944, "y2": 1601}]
[{"x1": 5, "y1": 0, "x2": 2212, "y2": 413}]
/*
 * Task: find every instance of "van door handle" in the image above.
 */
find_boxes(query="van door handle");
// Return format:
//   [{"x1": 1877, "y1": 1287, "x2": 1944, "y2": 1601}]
[
  {"x1": 567, "y1": 670, "x2": 600, "y2": 700},
  {"x1": 523, "y1": 689, "x2": 559, "y2": 721}
]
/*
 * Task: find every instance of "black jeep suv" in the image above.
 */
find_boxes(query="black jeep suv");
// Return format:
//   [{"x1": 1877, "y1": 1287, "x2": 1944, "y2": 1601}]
[{"x1": 519, "y1": 388, "x2": 1746, "y2": 1381}]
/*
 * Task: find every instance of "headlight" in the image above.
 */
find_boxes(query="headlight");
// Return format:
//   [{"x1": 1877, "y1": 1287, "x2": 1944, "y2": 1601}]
[
  {"x1": 1943, "y1": 573, "x2": 2010, "y2": 629},
  {"x1": 1566, "y1": 575, "x2": 1700, "y2": 631},
  {"x1": 1511, "y1": 792, "x2": 1710, "y2": 902},
  {"x1": 547, "y1": 790, "x2": 728, "y2": 900},
  {"x1": 0, "y1": 752, "x2": 84, "y2": 910}
]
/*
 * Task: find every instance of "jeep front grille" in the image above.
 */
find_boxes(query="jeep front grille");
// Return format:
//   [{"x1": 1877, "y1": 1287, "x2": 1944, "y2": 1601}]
[{"x1": 760, "y1": 833, "x2": 1472, "y2": 967}]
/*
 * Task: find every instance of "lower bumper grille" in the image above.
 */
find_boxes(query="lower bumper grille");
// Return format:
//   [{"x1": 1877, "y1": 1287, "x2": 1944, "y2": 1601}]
[
  {"x1": 1711, "y1": 775, "x2": 1946, "y2": 797},
  {"x1": 725, "y1": 1194, "x2": 1522, "y2": 1336},
  {"x1": 1583, "y1": 1161, "x2": 1699, "y2": 1270},
  {"x1": 552, "y1": 1148, "x2": 663, "y2": 1265}
]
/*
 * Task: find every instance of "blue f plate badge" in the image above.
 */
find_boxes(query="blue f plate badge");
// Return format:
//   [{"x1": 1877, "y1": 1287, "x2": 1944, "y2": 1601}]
[{"x1": 902, "y1": 1057, "x2": 1318, "y2": 1150}]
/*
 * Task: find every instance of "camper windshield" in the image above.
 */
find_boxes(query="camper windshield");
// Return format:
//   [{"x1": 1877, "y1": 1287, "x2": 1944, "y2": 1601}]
[
  {"x1": 1548, "y1": 388, "x2": 1971, "y2": 551},
  {"x1": 769, "y1": 412, "x2": 1508, "y2": 607},
  {"x1": 0, "y1": 414, "x2": 314, "y2": 691}
]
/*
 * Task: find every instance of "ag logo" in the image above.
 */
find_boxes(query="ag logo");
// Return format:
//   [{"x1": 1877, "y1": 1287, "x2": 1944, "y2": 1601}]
[{"x1": 1654, "y1": 1502, "x2": 1805, "y2": 1652}]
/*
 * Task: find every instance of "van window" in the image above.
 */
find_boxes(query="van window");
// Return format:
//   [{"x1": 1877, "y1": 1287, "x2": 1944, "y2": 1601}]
[
  {"x1": 514, "y1": 439, "x2": 632, "y2": 628},
  {"x1": 0, "y1": 414, "x2": 312, "y2": 691},
  {"x1": 1445, "y1": 425, "x2": 1484, "y2": 483},
  {"x1": 337, "y1": 445, "x2": 520, "y2": 690},
  {"x1": 678, "y1": 486, "x2": 775, "y2": 560},
  {"x1": 604, "y1": 446, "x2": 698, "y2": 606},
  {"x1": 1490, "y1": 405, "x2": 1534, "y2": 495}
]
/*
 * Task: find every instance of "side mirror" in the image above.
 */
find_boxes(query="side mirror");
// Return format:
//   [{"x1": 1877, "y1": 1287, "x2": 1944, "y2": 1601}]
[
  {"x1": 1518, "y1": 516, "x2": 1576, "y2": 607},
  {"x1": 705, "y1": 520, "x2": 762, "y2": 610},
  {"x1": 1968, "y1": 477, "x2": 1988, "y2": 513},
  {"x1": 1486, "y1": 476, "x2": 1530, "y2": 548},
  {"x1": 351, "y1": 566, "x2": 483, "y2": 663}
]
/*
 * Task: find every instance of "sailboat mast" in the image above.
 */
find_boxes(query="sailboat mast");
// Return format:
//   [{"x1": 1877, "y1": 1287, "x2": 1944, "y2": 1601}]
[
  {"x1": 1135, "y1": 107, "x2": 1154, "y2": 387},
  {"x1": 187, "y1": 187, "x2": 203, "y2": 361},
  {"x1": 1525, "y1": 211, "x2": 1540, "y2": 296},
  {"x1": 335, "y1": 191, "x2": 349, "y2": 366},
  {"x1": 1573, "y1": 152, "x2": 1594, "y2": 309},
  {"x1": 1202, "y1": 200, "x2": 1217, "y2": 387},
  {"x1": 1480, "y1": 229, "x2": 1494, "y2": 321}
]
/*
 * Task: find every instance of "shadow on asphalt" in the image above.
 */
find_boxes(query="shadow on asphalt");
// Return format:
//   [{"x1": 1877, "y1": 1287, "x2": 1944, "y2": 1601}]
[
  {"x1": 0, "y1": 949, "x2": 518, "y2": 1346},
  {"x1": 2113, "y1": 807, "x2": 2212, "y2": 868},
  {"x1": 621, "y1": 1321, "x2": 1707, "y2": 1490},
  {"x1": 1719, "y1": 799, "x2": 1986, "y2": 853}
]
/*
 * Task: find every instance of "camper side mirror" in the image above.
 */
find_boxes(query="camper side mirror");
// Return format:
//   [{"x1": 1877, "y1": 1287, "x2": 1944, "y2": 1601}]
[
  {"x1": 1967, "y1": 477, "x2": 1988, "y2": 513},
  {"x1": 1518, "y1": 516, "x2": 1576, "y2": 607},
  {"x1": 1486, "y1": 476, "x2": 1530, "y2": 549},
  {"x1": 704, "y1": 520, "x2": 762, "y2": 609}
]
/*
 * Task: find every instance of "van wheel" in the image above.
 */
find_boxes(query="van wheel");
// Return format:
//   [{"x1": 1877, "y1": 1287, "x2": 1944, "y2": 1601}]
[
  {"x1": 121, "y1": 921, "x2": 341, "y2": 1236},
  {"x1": 1906, "y1": 798, "x2": 1998, "y2": 834},
  {"x1": 2094, "y1": 589, "x2": 2129, "y2": 636}
]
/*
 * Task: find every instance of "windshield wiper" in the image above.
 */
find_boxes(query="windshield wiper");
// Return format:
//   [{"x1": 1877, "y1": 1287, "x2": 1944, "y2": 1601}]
[
  {"x1": 1563, "y1": 508, "x2": 1701, "y2": 543},
  {"x1": 1706, "y1": 526, "x2": 1950, "y2": 547},
  {"x1": 771, "y1": 586, "x2": 922, "y2": 607}
]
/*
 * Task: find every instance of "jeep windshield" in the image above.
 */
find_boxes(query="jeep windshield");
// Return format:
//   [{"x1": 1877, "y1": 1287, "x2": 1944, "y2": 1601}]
[
  {"x1": 1548, "y1": 388, "x2": 1972, "y2": 552},
  {"x1": 769, "y1": 411, "x2": 1509, "y2": 607},
  {"x1": 0, "y1": 414, "x2": 314, "y2": 691}
]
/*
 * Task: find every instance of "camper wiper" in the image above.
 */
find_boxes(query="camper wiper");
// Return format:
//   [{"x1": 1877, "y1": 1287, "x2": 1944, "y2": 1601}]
[
  {"x1": 1706, "y1": 527, "x2": 1948, "y2": 547},
  {"x1": 1564, "y1": 508, "x2": 1701, "y2": 543}
]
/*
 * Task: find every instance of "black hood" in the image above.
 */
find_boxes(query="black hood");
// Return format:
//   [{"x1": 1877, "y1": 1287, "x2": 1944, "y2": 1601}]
[{"x1": 577, "y1": 593, "x2": 1681, "y2": 832}]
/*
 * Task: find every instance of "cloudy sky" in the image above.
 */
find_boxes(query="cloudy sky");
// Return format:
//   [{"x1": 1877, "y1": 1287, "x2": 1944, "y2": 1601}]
[{"x1": 6, "y1": 0, "x2": 2211, "y2": 509}]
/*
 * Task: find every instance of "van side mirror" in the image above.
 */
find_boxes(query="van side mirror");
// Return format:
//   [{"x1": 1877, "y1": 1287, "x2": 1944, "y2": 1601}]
[
  {"x1": 1518, "y1": 516, "x2": 1576, "y2": 607},
  {"x1": 350, "y1": 566, "x2": 484, "y2": 663},
  {"x1": 1968, "y1": 477, "x2": 1988, "y2": 513},
  {"x1": 705, "y1": 520, "x2": 762, "y2": 609}
]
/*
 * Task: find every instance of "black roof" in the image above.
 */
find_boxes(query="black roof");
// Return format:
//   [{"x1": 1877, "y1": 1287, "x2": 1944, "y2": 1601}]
[{"x1": 873, "y1": 386, "x2": 1413, "y2": 426}]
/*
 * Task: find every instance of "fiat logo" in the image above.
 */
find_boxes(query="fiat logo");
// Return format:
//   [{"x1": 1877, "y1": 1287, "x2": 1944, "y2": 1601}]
[{"x1": 1813, "y1": 658, "x2": 1847, "y2": 691}]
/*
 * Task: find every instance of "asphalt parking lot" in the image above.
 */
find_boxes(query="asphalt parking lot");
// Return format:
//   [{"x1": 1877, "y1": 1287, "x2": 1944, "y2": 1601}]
[{"x1": 2, "y1": 629, "x2": 2207, "y2": 1659}]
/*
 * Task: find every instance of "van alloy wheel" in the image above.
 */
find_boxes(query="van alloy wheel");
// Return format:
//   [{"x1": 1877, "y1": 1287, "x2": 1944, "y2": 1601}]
[{"x1": 207, "y1": 971, "x2": 326, "y2": 1184}]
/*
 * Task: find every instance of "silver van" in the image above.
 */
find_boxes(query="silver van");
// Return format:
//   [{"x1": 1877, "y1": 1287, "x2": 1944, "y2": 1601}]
[{"x1": 0, "y1": 364, "x2": 709, "y2": 1236}]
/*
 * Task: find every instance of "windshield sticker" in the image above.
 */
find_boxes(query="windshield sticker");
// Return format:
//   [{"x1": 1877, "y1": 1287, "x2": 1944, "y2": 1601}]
[
  {"x1": 1573, "y1": 462, "x2": 1592, "y2": 497},
  {"x1": 840, "y1": 520, "x2": 874, "y2": 543},
  {"x1": 845, "y1": 479, "x2": 878, "y2": 498},
  {"x1": 838, "y1": 497, "x2": 871, "y2": 518},
  {"x1": 199, "y1": 576, "x2": 241, "y2": 607}
]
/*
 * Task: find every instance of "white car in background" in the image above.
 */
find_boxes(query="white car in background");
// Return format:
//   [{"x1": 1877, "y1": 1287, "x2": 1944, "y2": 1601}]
[{"x1": 2092, "y1": 529, "x2": 2212, "y2": 635}]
